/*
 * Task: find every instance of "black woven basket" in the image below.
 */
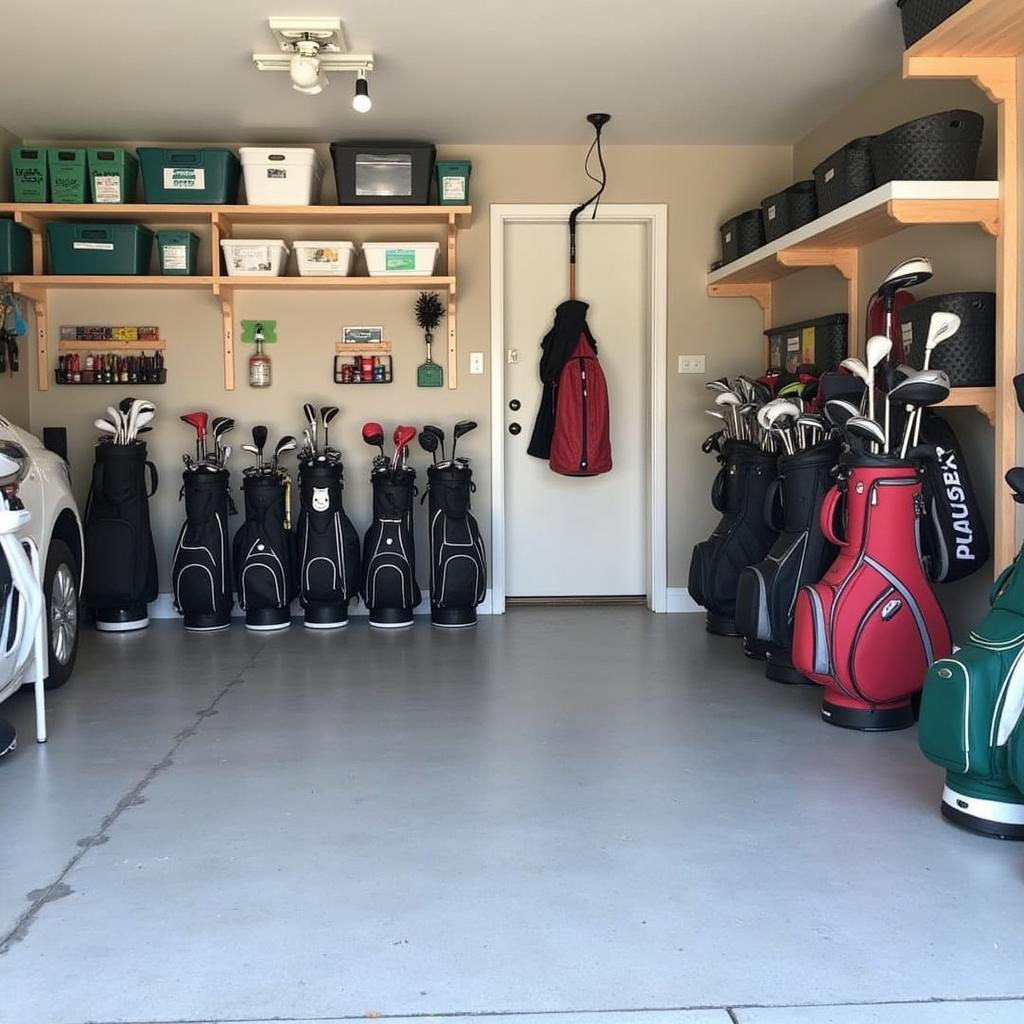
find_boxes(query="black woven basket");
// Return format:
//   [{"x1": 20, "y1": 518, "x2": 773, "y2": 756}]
[
  {"x1": 761, "y1": 181, "x2": 818, "y2": 242},
  {"x1": 764, "y1": 313, "x2": 848, "y2": 374},
  {"x1": 720, "y1": 209, "x2": 765, "y2": 264},
  {"x1": 870, "y1": 109, "x2": 983, "y2": 183},
  {"x1": 813, "y1": 137, "x2": 876, "y2": 216},
  {"x1": 897, "y1": 0, "x2": 970, "y2": 48},
  {"x1": 899, "y1": 292, "x2": 995, "y2": 386}
]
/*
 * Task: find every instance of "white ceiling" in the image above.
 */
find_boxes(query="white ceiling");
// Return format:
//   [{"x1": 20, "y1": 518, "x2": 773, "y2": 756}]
[{"x1": 4, "y1": 1, "x2": 904, "y2": 144}]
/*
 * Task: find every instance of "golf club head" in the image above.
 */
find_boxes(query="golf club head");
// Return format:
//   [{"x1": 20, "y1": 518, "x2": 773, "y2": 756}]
[
  {"x1": 181, "y1": 411, "x2": 208, "y2": 437},
  {"x1": 879, "y1": 256, "x2": 933, "y2": 296},
  {"x1": 1006, "y1": 467, "x2": 1024, "y2": 504},
  {"x1": 362, "y1": 421, "x2": 385, "y2": 451},
  {"x1": 1015, "y1": 374, "x2": 1024, "y2": 416},
  {"x1": 94, "y1": 418, "x2": 118, "y2": 438},
  {"x1": 252, "y1": 424, "x2": 268, "y2": 452},
  {"x1": 274, "y1": 435, "x2": 298, "y2": 461},
  {"x1": 453, "y1": 419, "x2": 478, "y2": 440},
  {"x1": 865, "y1": 334, "x2": 893, "y2": 372},
  {"x1": 925, "y1": 311, "x2": 962, "y2": 354},
  {"x1": 704, "y1": 378, "x2": 731, "y2": 394},
  {"x1": 320, "y1": 405, "x2": 339, "y2": 426},
  {"x1": 845, "y1": 415, "x2": 887, "y2": 452},
  {"x1": 418, "y1": 430, "x2": 439, "y2": 455},
  {"x1": 133, "y1": 410, "x2": 155, "y2": 434},
  {"x1": 303, "y1": 403, "x2": 317, "y2": 426},
  {"x1": 824, "y1": 399, "x2": 861, "y2": 429},
  {"x1": 240, "y1": 444, "x2": 259, "y2": 458},
  {"x1": 393, "y1": 425, "x2": 418, "y2": 464},
  {"x1": 118, "y1": 396, "x2": 135, "y2": 415}
]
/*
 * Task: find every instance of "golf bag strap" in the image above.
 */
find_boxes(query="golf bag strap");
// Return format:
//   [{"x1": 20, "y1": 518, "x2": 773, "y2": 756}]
[
  {"x1": 820, "y1": 487, "x2": 845, "y2": 547},
  {"x1": 764, "y1": 478, "x2": 784, "y2": 532},
  {"x1": 145, "y1": 461, "x2": 158, "y2": 498},
  {"x1": 711, "y1": 466, "x2": 727, "y2": 513},
  {"x1": 992, "y1": 562, "x2": 1016, "y2": 606}
]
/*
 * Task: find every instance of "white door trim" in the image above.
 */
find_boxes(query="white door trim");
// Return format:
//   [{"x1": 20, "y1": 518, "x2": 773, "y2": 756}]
[{"x1": 489, "y1": 202, "x2": 669, "y2": 614}]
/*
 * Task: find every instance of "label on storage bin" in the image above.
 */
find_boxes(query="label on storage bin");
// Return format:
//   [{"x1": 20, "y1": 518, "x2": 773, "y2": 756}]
[
  {"x1": 163, "y1": 167, "x2": 206, "y2": 190},
  {"x1": 228, "y1": 245, "x2": 274, "y2": 273},
  {"x1": 385, "y1": 249, "x2": 416, "y2": 271},
  {"x1": 93, "y1": 174, "x2": 123, "y2": 202},
  {"x1": 267, "y1": 168, "x2": 288, "y2": 179},
  {"x1": 724, "y1": 231, "x2": 732, "y2": 243},
  {"x1": 767, "y1": 204, "x2": 776, "y2": 221},
  {"x1": 824, "y1": 167, "x2": 836, "y2": 183},
  {"x1": 441, "y1": 175, "x2": 466, "y2": 201},
  {"x1": 901, "y1": 321, "x2": 915, "y2": 356},
  {"x1": 162, "y1": 244, "x2": 188, "y2": 270},
  {"x1": 73, "y1": 242, "x2": 114, "y2": 251},
  {"x1": 801, "y1": 327, "x2": 816, "y2": 364}
]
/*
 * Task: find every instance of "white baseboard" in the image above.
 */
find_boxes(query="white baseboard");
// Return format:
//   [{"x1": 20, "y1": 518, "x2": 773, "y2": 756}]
[
  {"x1": 666, "y1": 587, "x2": 703, "y2": 613},
  {"x1": 148, "y1": 590, "x2": 495, "y2": 620}
]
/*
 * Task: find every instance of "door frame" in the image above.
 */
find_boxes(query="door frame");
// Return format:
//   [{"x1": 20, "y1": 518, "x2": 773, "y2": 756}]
[{"x1": 489, "y1": 203, "x2": 669, "y2": 614}]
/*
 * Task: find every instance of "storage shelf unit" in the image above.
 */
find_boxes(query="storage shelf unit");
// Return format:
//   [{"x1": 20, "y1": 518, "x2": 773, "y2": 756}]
[{"x1": 0, "y1": 204, "x2": 471, "y2": 392}]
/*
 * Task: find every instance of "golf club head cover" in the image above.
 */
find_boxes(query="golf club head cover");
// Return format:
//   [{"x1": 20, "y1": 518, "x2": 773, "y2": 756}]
[
  {"x1": 233, "y1": 474, "x2": 298, "y2": 612},
  {"x1": 361, "y1": 467, "x2": 422, "y2": 612},
  {"x1": 911, "y1": 412, "x2": 990, "y2": 583},
  {"x1": 735, "y1": 438, "x2": 841, "y2": 671},
  {"x1": 688, "y1": 439, "x2": 779, "y2": 627},
  {"x1": 792, "y1": 455, "x2": 952, "y2": 725},
  {"x1": 83, "y1": 441, "x2": 159, "y2": 610},
  {"x1": 919, "y1": 551, "x2": 1024, "y2": 835},
  {"x1": 171, "y1": 468, "x2": 234, "y2": 628},
  {"x1": 425, "y1": 462, "x2": 487, "y2": 614},
  {"x1": 297, "y1": 458, "x2": 361, "y2": 615}
]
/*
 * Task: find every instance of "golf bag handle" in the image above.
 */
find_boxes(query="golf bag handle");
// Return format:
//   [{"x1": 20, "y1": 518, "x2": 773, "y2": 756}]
[
  {"x1": 763, "y1": 478, "x2": 784, "y2": 533},
  {"x1": 145, "y1": 461, "x2": 158, "y2": 498},
  {"x1": 820, "y1": 487, "x2": 846, "y2": 547},
  {"x1": 710, "y1": 467, "x2": 728, "y2": 514}
]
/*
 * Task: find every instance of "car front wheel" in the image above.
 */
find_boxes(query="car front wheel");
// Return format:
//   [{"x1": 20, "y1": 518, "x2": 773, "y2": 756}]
[{"x1": 44, "y1": 539, "x2": 79, "y2": 690}]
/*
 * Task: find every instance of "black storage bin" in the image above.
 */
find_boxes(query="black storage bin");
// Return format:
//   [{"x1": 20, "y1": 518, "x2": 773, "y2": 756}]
[
  {"x1": 813, "y1": 137, "x2": 876, "y2": 215},
  {"x1": 330, "y1": 141, "x2": 436, "y2": 205},
  {"x1": 870, "y1": 109, "x2": 984, "y2": 183},
  {"x1": 897, "y1": 0, "x2": 970, "y2": 48},
  {"x1": 765, "y1": 313, "x2": 849, "y2": 373},
  {"x1": 761, "y1": 181, "x2": 818, "y2": 242},
  {"x1": 899, "y1": 291, "x2": 995, "y2": 386},
  {"x1": 719, "y1": 209, "x2": 765, "y2": 264}
]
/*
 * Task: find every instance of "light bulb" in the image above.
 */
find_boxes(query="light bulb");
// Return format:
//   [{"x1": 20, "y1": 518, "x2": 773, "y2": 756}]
[
  {"x1": 353, "y1": 74, "x2": 372, "y2": 113},
  {"x1": 290, "y1": 52, "x2": 321, "y2": 90}
]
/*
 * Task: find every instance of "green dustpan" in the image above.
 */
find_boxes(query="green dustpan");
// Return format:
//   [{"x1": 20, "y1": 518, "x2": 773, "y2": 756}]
[{"x1": 418, "y1": 331, "x2": 443, "y2": 387}]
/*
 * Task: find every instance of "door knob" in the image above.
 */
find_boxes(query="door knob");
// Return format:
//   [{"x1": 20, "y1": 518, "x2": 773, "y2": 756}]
[{"x1": 509, "y1": 422, "x2": 522, "y2": 435}]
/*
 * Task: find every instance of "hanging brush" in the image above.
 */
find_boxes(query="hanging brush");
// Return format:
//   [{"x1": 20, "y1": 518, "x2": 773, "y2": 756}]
[{"x1": 415, "y1": 291, "x2": 445, "y2": 388}]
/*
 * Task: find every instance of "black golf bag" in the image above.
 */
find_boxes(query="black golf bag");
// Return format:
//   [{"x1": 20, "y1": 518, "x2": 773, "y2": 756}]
[
  {"x1": 83, "y1": 441, "x2": 158, "y2": 631},
  {"x1": 688, "y1": 439, "x2": 779, "y2": 636},
  {"x1": 171, "y1": 468, "x2": 234, "y2": 631},
  {"x1": 232, "y1": 473, "x2": 297, "y2": 630},
  {"x1": 297, "y1": 458, "x2": 361, "y2": 629},
  {"x1": 361, "y1": 467, "x2": 421, "y2": 628},
  {"x1": 424, "y1": 462, "x2": 487, "y2": 627},
  {"x1": 735, "y1": 438, "x2": 840, "y2": 680}
]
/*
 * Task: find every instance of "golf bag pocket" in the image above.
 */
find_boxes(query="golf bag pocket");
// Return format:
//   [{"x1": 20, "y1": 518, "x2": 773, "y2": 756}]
[
  {"x1": 233, "y1": 475, "x2": 297, "y2": 613},
  {"x1": 426, "y1": 463, "x2": 487, "y2": 611},
  {"x1": 298, "y1": 460, "x2": 361, "y2": 609},
  {"x1": 171, "y1": 469, "x2": 232, "y2": 623},
  {"x1": 914, "y1": 413, "x2": 990, "y2": 583},
  {"x1": 361, "y1": 468, "x2": 421, "y2": 613},
  {"x1": 84, "y1": 442, "x2": 159, "y2": 608}
]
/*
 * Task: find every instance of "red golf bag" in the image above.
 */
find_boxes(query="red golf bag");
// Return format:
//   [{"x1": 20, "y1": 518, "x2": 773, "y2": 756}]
[{"x1": 792, "y1": 455, "x2": 951, "y2": 731}]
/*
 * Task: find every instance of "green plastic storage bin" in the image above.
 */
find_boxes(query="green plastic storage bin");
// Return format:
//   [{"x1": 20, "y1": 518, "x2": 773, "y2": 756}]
[
  {"x1": 0, "y1": 222, "x2": 32, "y2": 274},
  {"x1": 48, "y1": 148, "x2": 88, "y2": 203},
  {"x1": 11, "y1": 148, "x2": 48, "y2": 202},
  {"x1": 137, "y1": 148, "x2": 240, "y2": 203},
  {"x1": 87, "y1": 148, "x2": 138, "y2": 203},
  {"x1": 435, "y1": 160, "x2": 471, "y2": 205},
  {"x1": 156, "y1": 230, "x2": 198, "y2": 275},
  {"x1": 47, "y1": 223, "x2": 154, "y2": 275}
]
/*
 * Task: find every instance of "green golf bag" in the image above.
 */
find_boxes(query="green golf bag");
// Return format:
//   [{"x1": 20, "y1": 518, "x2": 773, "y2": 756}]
[{"x1": 918, "y1": 552, "x2": 1024, "y2": 839}]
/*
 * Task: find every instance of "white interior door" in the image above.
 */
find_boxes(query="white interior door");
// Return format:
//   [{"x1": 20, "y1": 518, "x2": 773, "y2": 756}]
[{"x1": 503, "y1": 218, "x2": 649, "y2": 598}]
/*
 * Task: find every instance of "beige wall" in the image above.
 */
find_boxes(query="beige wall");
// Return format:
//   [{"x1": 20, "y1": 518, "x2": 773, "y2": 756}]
[
  {"x1": 0, "y1": 124, "x2": 30, "y2": 431},
  {"x1": 15, "y1": 142, "x2": 793, "y2": 592}
]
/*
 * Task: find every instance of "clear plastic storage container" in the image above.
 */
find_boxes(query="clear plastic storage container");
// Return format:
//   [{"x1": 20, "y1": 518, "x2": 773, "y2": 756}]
[
  {"x1": 293, "y1": 241, "x2": 356, "y2": 276},
  {"x1": 220, "y1": 239, "x2": 289, "y2": 276},
  {"x1": 240, "y1": 147, "x2": 324, "y2": 206},
  {"x1": 362, "y1": 241, "x2": 439, "y2": 276}
]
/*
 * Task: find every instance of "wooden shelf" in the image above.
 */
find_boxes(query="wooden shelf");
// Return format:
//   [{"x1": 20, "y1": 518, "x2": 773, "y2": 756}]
[
  {"x1": 58, "y1": 338, "x2": 167, "y2": 353},
  {"x1": 938, "y1": 386, "x2": 996, "y2": 425},
  {"x1": 707, "y1": 180, "x2": 999, "y2": 288},
  {"x1": 905, "y1": 0, "x2": 1024, "y2": 58},
  {"x1": 334, "y1": 341, "x2": 392, "y2": 355},
  {"x1": 8, "y1": 275, "x2": 213, "y2": 297},
  {"x1": 213, "y1": 275, "x2": 454, "y2": 293}
]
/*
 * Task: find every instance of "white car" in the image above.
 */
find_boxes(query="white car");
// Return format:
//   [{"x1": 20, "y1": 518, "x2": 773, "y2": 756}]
[{"x1": 0, "y1": 416, "x2": 83, "y2": 710}]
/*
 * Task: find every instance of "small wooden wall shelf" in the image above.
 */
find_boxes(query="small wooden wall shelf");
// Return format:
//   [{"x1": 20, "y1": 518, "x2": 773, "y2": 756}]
[
  {"x1": 58, "y1": 338, "x2": 167, "y2": 353},
  {"x1": 334, "y1": 341, "x2": 392, "y2": 355},
  {"x1": 0, "y1": 203, "x2": 471, "y2": 394}
]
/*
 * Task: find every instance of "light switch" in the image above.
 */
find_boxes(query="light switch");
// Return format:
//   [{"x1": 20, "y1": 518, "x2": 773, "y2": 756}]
[
  {"x1": 470, "y1": 352, "x2": 485, "y2": 374},
  {"x1": 678, "y1": 354, "x2": 706, "y2": 374}
]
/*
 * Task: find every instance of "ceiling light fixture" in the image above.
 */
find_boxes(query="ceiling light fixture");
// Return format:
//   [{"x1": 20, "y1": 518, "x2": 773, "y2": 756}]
[
  {"x1": 352, "y1": 71, "x2": 372, "y2": 113},
  {"x1": 253, "y1": 18, "x2": 374, "y2": 105}
]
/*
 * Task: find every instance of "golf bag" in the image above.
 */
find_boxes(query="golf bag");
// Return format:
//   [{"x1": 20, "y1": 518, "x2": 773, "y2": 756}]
[
  {"x1": 296, "y1": 458, "x2": 361, "y2": 629},
  {"x1": 919, "y1": 551, "x2": 1024, "y2": 839},
  {"x1": 688, "y1": 439, "x2": 779, "y2": 636},
  {"x1": 83, "y1": 441, "x2": 158, "y2": 631},
  {"x1": 913, "y1": 413, "x2": 990, "y2": 583},
  {"x1": 233, "y1": 473, "x2": 297, "y2": 630},
  {"x1": 361, "y1": 467, "x2": 421, "y2": 627},
  {"x1": 171, "y1": 468, "x2": 233, "y2": 631},
  {"x1": 735, "y1": 438, "x2": 840, "y2": 680},
  {"x1": 792, "y1": 455, "x2": 952, "y2": 731},
  {"x1": 425, "y1": 462, "x2": 487, "y2": 626}
]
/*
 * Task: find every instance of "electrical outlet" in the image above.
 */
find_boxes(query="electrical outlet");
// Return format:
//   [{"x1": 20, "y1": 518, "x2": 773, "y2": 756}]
[
  {"x1": 678, "y1": 354, "x2": 706, "y2": 374},
  {"x1": 470, "y1": 352, "x2": 485, "y2": 374}
]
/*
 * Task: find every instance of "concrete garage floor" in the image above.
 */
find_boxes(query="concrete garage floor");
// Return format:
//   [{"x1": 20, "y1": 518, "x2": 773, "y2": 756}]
[{"x1": 1, "y1": 608, "x2": 1023, "y2": 1024}]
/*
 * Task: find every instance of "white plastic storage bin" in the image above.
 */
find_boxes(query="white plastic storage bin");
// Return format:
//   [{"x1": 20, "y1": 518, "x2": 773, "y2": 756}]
[
  {"x1": 293, "y1": 241, "x2": 356, "y2": 277},
  {"x1": 220, "y1": 239, "x2": 289, "y2": 277},
  {"x1": 239, "y1": 147, "x2": 324, "y2": 206},
  {"x1": 362, "y1": 241, "x2": 440, "y2": 276}
]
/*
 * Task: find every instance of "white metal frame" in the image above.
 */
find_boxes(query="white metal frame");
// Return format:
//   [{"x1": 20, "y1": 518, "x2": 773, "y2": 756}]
[{"x1": 489, "y1": 203, "x2": 669, "y2": 614}]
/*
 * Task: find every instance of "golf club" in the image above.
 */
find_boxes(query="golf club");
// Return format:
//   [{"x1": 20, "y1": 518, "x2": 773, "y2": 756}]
[
  {"x1": 1006, "y1": 467, "x2": 1024, "y2": 504},
  {"x1": 896, "y1": 369, "x2": 951, "y2": 457},
  {"x1": 181, "y1": 411, "x2": 208, "y2": 462},
  {"x1": 392, "y1": 425, "x2": 417, "y2": 470},
  {"x1": 252, "y1": 425, "x2": 268, "y2": 473},
  {"x1": 423, "y1": 423, "x2": 446, "y2": 462},
  {"x1": 451, "y1": 419, "x2": 478, "y2": 462},
  {"x1": 824, "y1": 399, "x2": 861, "y2": 432},
  {"x1": 864, "y1": 334, "x2": 893, "y2": 437},
  {"x1": 714, "y1": 391, "x2": 743, "y2": 437},
  {"x1": 94, "y1": 418, "x2": 119, "y2": 441},
  {"x1": 303, "y1": 403, "x2": 318, "y2": 456},
  {"x1": 419, "y1": 430, "x2": 439, "y2": 464},
  {"x1": 319, "y1": 406, "x2": 339, "y2": 457},
  {"x1": 273, "y1": 435, "x2": 297, "y2": 472},
  {"x1": 845, "y1": 415, "x2": 887, "y2": 455}
]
